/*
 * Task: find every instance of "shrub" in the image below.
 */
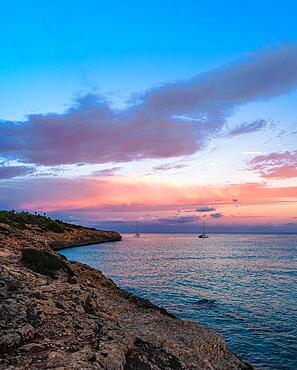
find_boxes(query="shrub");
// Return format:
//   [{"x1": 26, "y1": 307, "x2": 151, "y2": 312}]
[
  {"x1": 10, "y1": 221, "x2": 26, "y2": 230},
  {"x1": 40, "y1": 220, "x2": 65, "y2": 233},
  {"x1": 21, "y1": 248, "x2": 74, "y2": 278}
]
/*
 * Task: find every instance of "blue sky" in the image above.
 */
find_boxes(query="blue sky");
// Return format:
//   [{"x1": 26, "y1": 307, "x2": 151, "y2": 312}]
[{"x1": 1, "y1": 0, "x2": 297, "y2": 119}]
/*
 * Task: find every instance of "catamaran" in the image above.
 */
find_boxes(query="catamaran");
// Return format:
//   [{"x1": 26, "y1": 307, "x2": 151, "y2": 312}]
[{"x1": 198, "y1": 221, "x2": 209, "y2": 238}]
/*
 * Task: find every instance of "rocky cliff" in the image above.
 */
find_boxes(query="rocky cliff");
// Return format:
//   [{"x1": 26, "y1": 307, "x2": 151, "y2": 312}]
[{"x1": 0, "y1": 212, "x2": 253, "y2": 369}]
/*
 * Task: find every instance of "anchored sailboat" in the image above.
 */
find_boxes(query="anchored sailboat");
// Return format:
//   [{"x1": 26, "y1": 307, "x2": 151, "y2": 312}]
[
  {"x1": 198, "y1": 221, "x2": 209, "y2": 238},
  {"x1": 134, "y1": 221, "x2": 140, "y2": 237}
]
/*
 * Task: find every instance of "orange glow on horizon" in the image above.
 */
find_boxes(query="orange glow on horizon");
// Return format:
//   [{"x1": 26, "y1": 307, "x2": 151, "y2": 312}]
[{"x1": 18, "y1": 176, "x2": 297, "y2": 225}]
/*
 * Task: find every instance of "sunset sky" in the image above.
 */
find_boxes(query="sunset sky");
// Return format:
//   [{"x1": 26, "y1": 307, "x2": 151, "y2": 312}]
[{"x1": 0, "y1": 1, "x2": 297, "y2": 232}]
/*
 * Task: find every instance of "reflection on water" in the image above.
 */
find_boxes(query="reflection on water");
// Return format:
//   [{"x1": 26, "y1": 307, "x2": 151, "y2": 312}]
[{"x1": 60, "y1": 233, "x2": 297, "y2": 370}]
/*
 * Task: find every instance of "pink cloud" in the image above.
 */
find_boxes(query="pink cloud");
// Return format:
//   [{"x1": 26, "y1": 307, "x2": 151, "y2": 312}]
[{"x1": 249, "y1": 150, "x2": 297, "y2": 178}]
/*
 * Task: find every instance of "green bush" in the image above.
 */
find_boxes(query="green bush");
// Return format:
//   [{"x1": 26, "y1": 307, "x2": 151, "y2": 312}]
[
  {"x1": 10, "y1": 221, "x2": 26, "y2": 230},
  {"x1": 40, "y1": 220, "x2": 65, "y2": 233},
  {"x1": 21, "y1": 248, "x2": 74, "y2": 278}
]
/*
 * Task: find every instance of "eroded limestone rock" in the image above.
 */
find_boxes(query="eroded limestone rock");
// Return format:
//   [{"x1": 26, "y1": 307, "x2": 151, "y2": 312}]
[{"x1": 0, "y1": 220, "x2": 253, "y2": 370}]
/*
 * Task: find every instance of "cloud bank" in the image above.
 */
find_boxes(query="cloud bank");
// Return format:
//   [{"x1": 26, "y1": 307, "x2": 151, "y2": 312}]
[
  {"x1": 92, "y1": 219, "x2": 297, "y2": 233},
  {"x1": 1, "y1": 44, "x2": 297, "y2": 167}
]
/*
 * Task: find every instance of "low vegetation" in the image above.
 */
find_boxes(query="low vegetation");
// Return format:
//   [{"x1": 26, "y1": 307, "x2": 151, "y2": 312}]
[
  {"x1": 21, "y1": 248, "x2": 74, "y2": 278},
  {"x1": 0, "y1": 210, "x2": 77, "y2": 233}
]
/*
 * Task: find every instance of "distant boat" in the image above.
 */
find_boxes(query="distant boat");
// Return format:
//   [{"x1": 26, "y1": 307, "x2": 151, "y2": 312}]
[
  {"x1": 134, "y1": 221, "x2": 140, "y2": 237},
  {"x1": 198, "y1": 221, "x2": 209, "y2": 238}
]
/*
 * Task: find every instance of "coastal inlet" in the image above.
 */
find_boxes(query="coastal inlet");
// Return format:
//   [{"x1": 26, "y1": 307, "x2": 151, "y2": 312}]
[{"x1": 60, "y1": 233, "x2": 297, "y2": 370}]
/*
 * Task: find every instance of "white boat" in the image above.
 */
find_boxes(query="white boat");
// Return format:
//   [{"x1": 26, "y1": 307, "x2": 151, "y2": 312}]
[
  {"x1": 134, "y1": 221, "x2": 140, "y2": 237},
  {"x1": 198, "y1": 221, "x2": 209, "y2": 238}
]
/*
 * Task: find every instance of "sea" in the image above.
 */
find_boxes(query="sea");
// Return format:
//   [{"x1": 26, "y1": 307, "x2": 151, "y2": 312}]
[{"x1": 59, "y1": 233, "x2": 297, "y2": 370}]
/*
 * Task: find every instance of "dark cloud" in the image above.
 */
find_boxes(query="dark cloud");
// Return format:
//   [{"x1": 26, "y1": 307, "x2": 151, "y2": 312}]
[
  {"x1": 248, "y1": 150, "x2": 297, "y2": 178},
  {"x1": 196, "y1": 206, "x2": 216, "y2": 212},
  {"x1": 227, "y1": 119, "x2": 268, "y2": 137},
  {"x1": 1, "y1": 44, "x2": 297, "y2": 166},
  {"x1": 210, "y1": 212, "x2": 224, "y2": 219},
  {"x1": 76, "y1": 218, "x2": 297, "y2": 234}
]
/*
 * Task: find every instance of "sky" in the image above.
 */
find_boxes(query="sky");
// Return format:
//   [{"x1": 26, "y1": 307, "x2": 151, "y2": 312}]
[{"x1": 0, "y1": 0, "x2": 297, "y2": 232}]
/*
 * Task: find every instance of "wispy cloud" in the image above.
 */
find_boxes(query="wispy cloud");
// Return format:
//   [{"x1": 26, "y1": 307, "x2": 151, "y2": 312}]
[
  {"x1": 1, "y1": 44, "x2": 297, "y2": 167},
  {"x1": 152, "y1": 162, "x2": 188, "y2": 172},
  {"x1": 248, "y1": 150, "x2": 297, "y2": 178},
  {"x1": 227, "y1": 119, "x2": 268, "y2": 137},
  {"x1": 88, "y1": 167, "x2": 121, "y2": 177}
]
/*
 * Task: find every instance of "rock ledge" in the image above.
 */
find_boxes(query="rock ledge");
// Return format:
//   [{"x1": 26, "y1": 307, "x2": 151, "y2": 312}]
[{"x1": 0, "y1": 213, "x2": 253, "y2": 369}]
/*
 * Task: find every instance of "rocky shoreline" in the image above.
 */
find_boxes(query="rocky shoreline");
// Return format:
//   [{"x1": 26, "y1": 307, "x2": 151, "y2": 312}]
[{"x1": 0, "y1": 213, "x2": 253, "y2": 369}]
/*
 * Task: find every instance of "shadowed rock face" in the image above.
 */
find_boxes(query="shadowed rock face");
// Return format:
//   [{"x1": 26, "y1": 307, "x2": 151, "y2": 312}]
[{"x1": 0, "y1": 215, "x2": 253, "y2": 370}]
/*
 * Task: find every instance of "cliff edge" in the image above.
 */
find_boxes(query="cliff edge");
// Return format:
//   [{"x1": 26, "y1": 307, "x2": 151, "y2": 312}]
[{"x1": 0, "y1": 211, "x2": 253, "y2": 369}]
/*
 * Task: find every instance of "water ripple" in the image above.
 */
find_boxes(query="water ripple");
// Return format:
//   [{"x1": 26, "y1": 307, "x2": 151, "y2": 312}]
[{"x1": 60, "y1": 233, "x2": 297, "y2": 370}]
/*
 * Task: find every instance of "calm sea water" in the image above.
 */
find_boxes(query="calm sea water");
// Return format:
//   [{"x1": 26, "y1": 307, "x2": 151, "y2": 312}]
[{"x1": 59, "y1": 233, "x2": 297, "y2": 370}]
